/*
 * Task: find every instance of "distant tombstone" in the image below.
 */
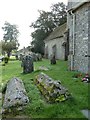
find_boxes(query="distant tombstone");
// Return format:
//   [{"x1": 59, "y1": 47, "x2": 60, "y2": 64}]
[
  {"x1": 22, "y1": 55, "x2": 34, "y2": 74},
  {"x1": 19, "y1": 54, "x2": 24, "y2": 61},
  {"x1": 36, "y1": 53, "x2": 42, "y2": 61},
  {"x1": 15, "y1": 54, "x2": 18, "y2": 60},
  {"x1": 33, "y1": 53, "x2": 38, "y2": 61},
  {"x1": 50, "y1": 55, "x2": 56, "y2": 64},
  {"x1": 39, "y1": 54, "x2": 42, "y2": 61},
  {"x1": 30, "y1": 53, "x2": 37, "y2": 62}
]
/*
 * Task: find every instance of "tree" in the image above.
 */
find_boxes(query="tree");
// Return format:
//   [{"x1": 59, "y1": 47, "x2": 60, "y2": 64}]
[
  {"x1": 30, "y1": 11, "x2": 55, "y2": 54},
  {"x1": 31, "y1": 28, "x2": 49, "y2": 54},
  {"x1": 30, "y1": 10, "x2": 56, "y2": 32},
  {"x1": 50, "y1": 2, "x2": 67, "y2": 26},
  {"x1": 30, "y1": 2, "x2": 67, "y2": 54},
  {"x1": 2, "y1": 21, "x2": 19, "y2": 57}
]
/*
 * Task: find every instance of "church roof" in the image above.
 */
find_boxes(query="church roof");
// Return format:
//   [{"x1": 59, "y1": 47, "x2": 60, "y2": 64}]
[
  {"x1": 44, "y1": 23, "x2": 67, "y2": 42},
  {"x1": 67, "y1": 0, "x2": 89, "y2": 11}
]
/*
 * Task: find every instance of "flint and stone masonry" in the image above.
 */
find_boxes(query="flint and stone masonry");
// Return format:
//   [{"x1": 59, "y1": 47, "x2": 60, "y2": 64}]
[{"x1": 67, "y1": 0, "x2": 90, "y2": 73}]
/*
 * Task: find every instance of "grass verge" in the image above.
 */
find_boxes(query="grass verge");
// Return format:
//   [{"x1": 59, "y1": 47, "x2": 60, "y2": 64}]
[{"x1": 1, "y1": 58, "x2": 89, "y2": 118}]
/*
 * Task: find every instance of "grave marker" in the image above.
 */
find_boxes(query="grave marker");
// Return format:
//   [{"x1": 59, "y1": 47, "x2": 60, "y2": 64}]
[{"x1": 2, "y1": 77, "x2": 29, "y2": 113}]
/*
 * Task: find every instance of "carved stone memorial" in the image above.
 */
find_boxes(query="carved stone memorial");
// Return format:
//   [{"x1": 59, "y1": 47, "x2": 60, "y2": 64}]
[{"x1": 22, "y1": 55, "x2": 34, "y2": 74}]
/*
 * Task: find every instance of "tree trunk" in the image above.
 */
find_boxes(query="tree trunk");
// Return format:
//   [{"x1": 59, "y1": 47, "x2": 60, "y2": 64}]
[{"x1": 7, "y1": 52, "x2": 11, "y2": 58}]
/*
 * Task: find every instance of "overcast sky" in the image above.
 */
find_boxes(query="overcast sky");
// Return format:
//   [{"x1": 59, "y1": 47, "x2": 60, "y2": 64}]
[{"x1": 0, "y1": 0, "x2": 67, "y2": 49}]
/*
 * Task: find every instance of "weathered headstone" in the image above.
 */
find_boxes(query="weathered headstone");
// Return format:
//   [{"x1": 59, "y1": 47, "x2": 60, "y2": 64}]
[
  {"x1": 15, "y1": 54, "x2": 18, "y2": 60},
  {"x1": 19, "y1": 54, "x2": 24, "y2": 61},
  {"x1": 30, "y1": 53, "x2": 42, "y2": 62},
  {"x1": 21, "y1": 55, "x2": 34, "y2": 74},
  {"x1": 30, "y1": 53, "x2": 37, "y2": 62},
  {"x1": 36, "y1": 53, "x2": 42, "y2": 61},
  {"x1": 50, "y1": 55, "x2": 56, "y2": 64},
  {"x1": 35, "y1": 73, "x2": 71, "y2": 103},
  {"x1": 2, "y1": 77, "x2": 29, "y2": 113}
]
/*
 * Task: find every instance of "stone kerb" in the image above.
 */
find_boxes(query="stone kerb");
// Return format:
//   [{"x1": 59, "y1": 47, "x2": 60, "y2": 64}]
[
  {"x1": 2, "y1": 77, "x2": 29, "y2": 113},
  {"x1": 35, "y1": 72, "x2": 71, "y2": 103}
]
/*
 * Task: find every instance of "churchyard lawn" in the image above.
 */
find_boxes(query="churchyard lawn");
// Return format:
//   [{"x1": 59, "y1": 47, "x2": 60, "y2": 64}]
[{"x1": 1, "y1": 57, "x2": 89, "y2": 118}]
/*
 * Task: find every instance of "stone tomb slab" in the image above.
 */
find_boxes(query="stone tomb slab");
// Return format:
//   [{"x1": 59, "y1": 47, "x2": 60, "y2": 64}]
[
  {"x1": 2, "y1": 77, "x2": 29, "y2": 113},
  {"x1": 35, "y1": 72, "x2": 71, "y2": 103},
  {"x1": 81, "y1": 109, "x2": 90, "y2": 120}
]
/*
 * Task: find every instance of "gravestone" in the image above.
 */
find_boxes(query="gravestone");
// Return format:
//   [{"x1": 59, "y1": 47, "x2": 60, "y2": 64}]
[
  {"x1": 36, "y1": 53, "x2": 42, "y2": 61},
  {"x1": 35, "y1": 73, "x2": 71, "y2": 103},
  {"x1": 15, "y1": 54, "x2": 18, "y2": 60},
  {"x1": 19, "y1": 54, "x2": 24, "y2": 61},
  {"x1": 50, "y1": 55, "x2": 56, "y2": 64},
  {"x1": 22, "y1": 55, "x2": 34, "y2": 74},
  {"x1": 2, "y1": 77, "x2": 29, "y2": 113},
  {"x1": 30, "y1": 53, "x2": 37, "y2": 62},
  {"x1": 30, "y1": 53, "x2": 42, "y2": 62}
]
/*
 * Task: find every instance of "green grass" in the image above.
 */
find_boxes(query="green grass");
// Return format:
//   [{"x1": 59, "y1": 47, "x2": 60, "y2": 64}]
[{"x1": 1, "y1": 58, "x2": 89, "y2": 118}]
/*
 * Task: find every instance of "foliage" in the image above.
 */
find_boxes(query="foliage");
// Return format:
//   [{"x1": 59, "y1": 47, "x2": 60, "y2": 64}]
[
  {"x1": 30, "y1": 2, "x2": 67, "y2": 54},
  {"x1": 1, "y1": 21, "x2": 19, "y2": 57},
  {"x1": 50, "y1": 2, "x2": 67, "y2": 26},
  {"x1": 2, "y1": 21, "x2": 19, "y2": 42},
  {"x1": 31, "y1": 29, "x2": 49, "y2": 54},
  {"x1": 0, "y1": 40, "x2": 18, "y2": 56},
  {"x1": 1, "y1": 59, "x2": 88, "y2": 118}
]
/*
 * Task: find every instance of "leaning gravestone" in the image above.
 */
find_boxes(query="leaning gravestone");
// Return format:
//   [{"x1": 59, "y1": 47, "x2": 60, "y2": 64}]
[
  {"x1": 35, "y1": 73, "x2": 71, "y2": 103},
  {"x1": 21, "y1": 55, "x2": 34, "y2": 74},
  {"x1": 2, "y1": 77, "x2": 29, "y2": 113}
]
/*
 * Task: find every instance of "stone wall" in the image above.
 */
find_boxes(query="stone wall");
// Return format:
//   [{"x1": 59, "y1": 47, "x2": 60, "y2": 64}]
[
  {"x1": 45, "y1": 37, "x2": 66, "y2": 60},
  {"x1": 67, "y1": 2, "x2": 90, "y2": 73},
  {"x1": 88, "y1": 4, "x2": 90, "y2": 74}
]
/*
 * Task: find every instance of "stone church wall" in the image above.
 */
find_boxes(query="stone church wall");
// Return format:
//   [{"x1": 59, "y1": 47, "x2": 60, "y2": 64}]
[{"x1": 67, "y1": 2, "x2": 90, "y2": 73}]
